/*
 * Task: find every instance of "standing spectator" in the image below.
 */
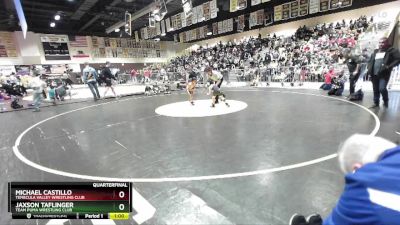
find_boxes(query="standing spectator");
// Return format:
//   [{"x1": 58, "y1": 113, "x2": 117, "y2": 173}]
[
  {"x1": 130, "y1": 68, "x2": 137, "y2": 83},
  {"x1": 290, "y1": 134, "x2": 400, "y2": 225},
  {"x1": 367, "y1": 37, "x2": 400, "y2": 108},
  {"x1": 102, "y1": 62, "x2": 118, "y2": 98},
  {"x1": 30, "y1": 74, "x2": 46, "y2": 112},
  {"x1": 143, "y1": 67, "x2": 151, "y2": 83},
  {"x1": 82, "y1": 62, "x2": 100, "y2": 101},
  {"x1": 343, "y1": 49, "x2": 361, "y2": 97}
]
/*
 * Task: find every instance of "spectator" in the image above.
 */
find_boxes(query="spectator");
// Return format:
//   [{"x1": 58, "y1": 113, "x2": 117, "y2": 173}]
[
  {"x1": 290, "y1": 134, "x2": 400, "y2": 225},
  {"x1": 30, "y1": 74, "x2": 46, "y2": 112},
  {"x1": 82, "y1": 62, "x2": 100, "y2": 101},
  {"x1": 143, "y1": 67, "x2": 151, "y2": 83},
  {"x1": 367, "y1": 37, "x2": 400, "y2": 108},
  {"x1": 130, "y1": 68, "x2": 138, "y2": 83},
  {"x1": 101, "y1": 61, "x2": 118, "y2": 98}
]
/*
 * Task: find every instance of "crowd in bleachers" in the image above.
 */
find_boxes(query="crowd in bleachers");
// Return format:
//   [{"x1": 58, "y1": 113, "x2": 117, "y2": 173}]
[{"x1": 167, "y1": 16, "x2": 384, "y2": 84}]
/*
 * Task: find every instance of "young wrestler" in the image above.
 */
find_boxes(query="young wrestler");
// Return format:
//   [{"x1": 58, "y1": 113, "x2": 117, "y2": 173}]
[{"x1": 208, "y1": 84, "x2": 230, "y2": 108}]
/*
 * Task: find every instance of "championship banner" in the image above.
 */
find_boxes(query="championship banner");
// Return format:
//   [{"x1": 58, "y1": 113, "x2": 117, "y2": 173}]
[
  {"x1": 210, "y1": 0, "x2": 218, "y2": 19},
  {"x1": 213, "y1": 23, "x2": 218, "y2": 35},
  {"x1": 290, "y1": 1, "x2": 299, "y2": 18},
  {"x1": 192, "y1": 6, "x2": 198, "y2": 24},
  {"x1": 274, "y1": 5, "x2": 283, "y2": 21},
  {"x1": 69, "y1": 36, "x2": 90, "y2": 59},
  {"x1": 223, "y1": 20, "x2": 228, "y2": 33},
  {"x1": 165, "y1": 17, "x2": 171, "y2": 31},
  {"x1": 181, "y1": 12, "x2": 187, "y2": 28},
  {"x1": 191, "y1": 29, "x2": 197, "y2": 41},
  {"x1": 227, "y1": 18, "x2": 233, "y2": 32},
  {"x1": 319, "y1": 0, "x2": 329, "y2": 11},
  {"x1": 265, "y1": 11, "x2": 273, "y2": 26},
  {"x1": 329, "y1": 0, "x2": 340, "y2": 10},
  {"x1": 203, "y1": 2, "x2": 211, "y2": 21},
  {"x1": 186, "y1": 31, "x2": 191, "y2": 42},
  {"x1": 251, "y1": 0, "x2": 261, "y2": 6},
  {"x1": 299, "y1": 0, "x2": 309, "y2": 16},
  {"x1": 309, "y1": 0, "x2": 319, "y2": 14},
  {"x1": 186, "y1": 14, "x2": 193, "y2": 26},
  {"x1": 156, "y1": 22, "x2": 161, "y2": 35},
  {"x1": 134, "y1": 31, "x2": 139, "y2": 42},
  {"x1": 199, "y1": 26, "x2": 205, "y2": 39},
  {"x1": 198, "y1": 4, "x2": 204, "y2": 22},
  {"x1": 0, "y1": 32, "x2": 17, "y2": 57},
  {"x1": 143, "y1": 27, "x2": 148, "y2": 40},
  {"x1": 218, "y1": 21, "x2": 223, "y2": 34},
  {"x1": 249, "y1": 12, "x2": 257, "y2": 29},
  {"x1": 237, "y1": 15, "x2": 245, "y2": 31},
  {"x1": 257, "y1": 9, "x2": 264, "y2": 26},
  {"x1": 179, "y1": 33, "x2": 184, "y2": 43},
  {"x1": 176, "y1": 13, "x2": 182, "y2": 30},
  {"x1": 230, "y1": 0, "x2": 238, "y2": 12},
  {"x1": 282, "y1": 3, "x2": 291, "y2": 20},
  {"x1": 161, "y1": 20, "x2": 166, "y2": 35},
  {"x1": 341, "y1": 0, "x2": 352, "y2": 7},
  {"x1": 237, "y1": 0, "x2": 247, "y2": 10}
]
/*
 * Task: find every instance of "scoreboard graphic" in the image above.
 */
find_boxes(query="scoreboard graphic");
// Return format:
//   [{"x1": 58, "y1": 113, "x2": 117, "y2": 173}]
[{"x1": 8, "y1": 182, "x2": 132, "y2": 220}]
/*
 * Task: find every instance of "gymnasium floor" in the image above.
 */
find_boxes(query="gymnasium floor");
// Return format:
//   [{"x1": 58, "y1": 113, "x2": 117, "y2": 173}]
[{"x1": 1, "y1": 87, "x2": 399, "y2": 225}]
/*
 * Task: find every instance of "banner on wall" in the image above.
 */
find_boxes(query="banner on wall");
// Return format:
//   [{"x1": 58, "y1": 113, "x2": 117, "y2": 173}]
[
  {"x1": 218, "y1": 21, "x2": 223, "y2": 34},
  {"x1": 69, "y1": 36, "x2": 88, "y2": 47},
  {"x1": 143, "y1": 27, "x2": 148, "y2": 39},
  {"x1": 199, "y1": 26, "x2": 204, "y2": 39},
  {"x1": 181, "y1": 12, "x2": 186, "y2": 28},
  {"x1": 341, "y1": 0, "x2": 352, "y2": 7},
  {"x1": 0, "y1": 32, "x2": 17, "y2": 57},
  {"x1": 203, "y1": 2, "x2": 211, "y2": 21},
  {"x1": 192, "y1": 6, "x2": 199, "y2": 24},
  {"x1": 319, "y1": 0, "x2": 329, "y2": 11},
  {"x1": 41, "y1": 35, "x2": 70, "y2": 60},
  {"x1": 274, "y1": 5, "x2": 283, "y2": 21},
  {"x1": 134, "y1": 31, "x2": 139, "y2": 42},
  {"x1": 227, "y1": 18, "x2": 233, "y2": 32},
  {"x1": 237, "y1": 0, "x2": 247, "y2": 10},
  {"x1": 309, "y1": 0, "x2": 319, "y2": 14},
  {"x1": 249, "y1": 12, "x2": 257, "y2": 29},
  {"x1": 198, "y1": 4, "x2": 204, "y2": 22},
  {"x1": 282, "y1": 3, "x2": 291, "y2": 20},
  {"x1": 265, "y1": 11, "x2": 273, "y2": 26},
  {"x1": 290, "y1": 1, "x2": 299, "y2": 18},
  {"x1": 176, "y1": 13, "x2": 182, "y2": 30},
  {"x1": 257, "y1": 9, "x2": 264, "y2": 25},
  {"x1": 210, "y1": 0, "x2": 218, "y2": 19},
  {"x1": 329, "y1": 0, "x2": 340, "y2": 10},
  {"x1": 251, "y1": 0, "x2": 261, "y2": 6},
  {"x1": 15, "y1": 65, "x2": 31, "y2": 75},
  {"x1": 191, "y1": 29, "x2": 197, "y2": 40},
  {"x1": 299, "y1": 0, "x2": 309, "y2": 16},
  {"x1": 187, "y1": 14, "x2": 193, "y2": 26},
  {"x1": 0, "y1": 66, "x2": 16, "y2": 75},
  {"x1": 156, "y1": 22, "x2": 161, "y2": 35},
  {"x1": 165, "y1": 17, "x2": 171, "y2": 31},
  {"x1": 161, "y1": 20, "x2": 166, "y2": 35},
  {"x1": 237, "y1": 14, "x2": 245, "y2": 31},
  {"x1": 230, "y1": 0, "x2": 238, "y2": 12},
  {"x1": 213, "y1": 22, "x2": 218, "y2": 35}
]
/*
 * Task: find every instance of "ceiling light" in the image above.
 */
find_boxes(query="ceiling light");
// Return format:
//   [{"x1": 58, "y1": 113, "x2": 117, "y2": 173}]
[
  {"x1": 161, "y1": 33, "x2": 166, "y2": 36},
  {"x1": 207, "y1": 31, "x2": 212, "y2": 36},
  {"x1": 50, "y1": 22, "x2": 56, "y2": 27},
  {"x1": 115, "y1": 28, "x2": 120, "y2": 32},
  {"x1": 55, "y1": 15, "x2": 61, "y2": 20},
  {"x1": 154, "y1": 37, "x2": 160, "y2": 41}
]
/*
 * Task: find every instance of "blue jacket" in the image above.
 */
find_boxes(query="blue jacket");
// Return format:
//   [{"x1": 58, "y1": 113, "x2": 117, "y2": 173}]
[
  {"x1": 324, "y1": 146, "x2": 400, "y2": 225},
  {"x1": 82, "y1": 66, "x2": 98, "y2": 83}
]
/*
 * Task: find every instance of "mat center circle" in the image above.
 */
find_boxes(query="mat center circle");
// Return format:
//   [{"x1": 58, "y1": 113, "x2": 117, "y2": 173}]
[{"x1": 155, "y1": 100, "x2": 248, "y2": 117}]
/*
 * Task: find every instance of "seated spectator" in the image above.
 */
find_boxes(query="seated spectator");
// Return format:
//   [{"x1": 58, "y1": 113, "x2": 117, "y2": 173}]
[{"x1": 290, "y1": 134, "x2": 400, "y2": 225}]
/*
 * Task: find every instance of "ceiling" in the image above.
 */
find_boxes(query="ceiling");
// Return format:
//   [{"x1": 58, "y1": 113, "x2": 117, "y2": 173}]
[{"x1": 0, "y1": 0, "x2": 199, "y2": 40}]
